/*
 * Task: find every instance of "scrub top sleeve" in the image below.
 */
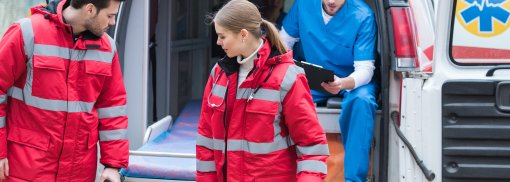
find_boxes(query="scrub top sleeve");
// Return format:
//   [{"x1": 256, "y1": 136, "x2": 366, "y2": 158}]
[
  {"x1": 282, "y1": 0, "x2": 300, "y2": 38},
  {"x1": 353, "y1": 14, "x2": 377, "y2": 61}
]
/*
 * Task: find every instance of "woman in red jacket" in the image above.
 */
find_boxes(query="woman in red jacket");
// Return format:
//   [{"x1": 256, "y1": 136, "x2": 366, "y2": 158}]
[{"x1": 196, "y1": 0, "x2": 329, "y2": 181}]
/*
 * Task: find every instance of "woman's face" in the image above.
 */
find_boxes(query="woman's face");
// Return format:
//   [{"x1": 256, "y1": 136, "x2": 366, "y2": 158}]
[{"x1": 215, "y1": 23, "x2": 243, "y2": 58}]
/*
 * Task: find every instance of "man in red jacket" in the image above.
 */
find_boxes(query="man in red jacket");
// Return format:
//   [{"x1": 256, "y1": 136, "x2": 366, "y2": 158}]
[{"x1": 0, "y1": 0, "x2": 128, "y2": 181}]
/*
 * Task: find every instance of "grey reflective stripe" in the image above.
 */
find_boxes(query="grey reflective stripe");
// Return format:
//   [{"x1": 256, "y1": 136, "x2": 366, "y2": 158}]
[
  {"x1": 0, "y1": 94, "x2": 6, "y2": 104},
  {"x1": 211, "y1": 84, "x2": 226, "y2": 98},
  {"x1": 197, "y1": 134, "x2": 215, "y2": 150},
  {"x1": 99, "y1": 129, "x2": 128, "y2": 141},
  {"x1": 297, "y1": 160, "x2": 327, "y2": 174},
  {"x1": 196, "y1": 160, "x2": 216, "y2": 172},
  {"x1": 280, "y1": 65, "x2": 304, "y2": 101},
  {"x1": 107, "y1": 35, "x2": 117, "y2": 53},
  {"x1": 197, "y1": 135, "x2": 291, "y2": 154},
  {"x1": 33, "y1": 44, "x2": 114, "y2": 63},
  {"x1": 226, "y1": 135, "x2": 290, "y2": 154},
  {"x1": 210, "y1": 63, "x2": 218, "y2": 78},
  {"x1": 253, "y1": 88, "x2": 280, "y2": 102},
  {"x1": 15, "y1": 17, "x2": 106, "y2": 114},
  {"x1": 296, "y1": 144, "x2": 330, "y2": 157},
  {"x1": 8, "y1": 87, "x2": 95, "y2": 112},
  {"x1": 0, "y1": 117, "x2": 5, "y2": 128},
  {"x1": 17, "y1": 18, "x2": 34, "y2": 59},
  {"x1": 236, "y1": 87, "x2": 280, "y2": 102},
  {"x1": 236, "y1": 88, "x2": 253, "y2": 100},
  {"x1": 97, "y1": 105, "x2": 127, "y2": 119}
]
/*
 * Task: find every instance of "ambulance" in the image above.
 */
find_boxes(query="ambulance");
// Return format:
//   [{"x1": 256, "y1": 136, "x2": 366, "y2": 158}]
[{"x1": 3, "y1": 0, "x2": 509, "y2": 181}]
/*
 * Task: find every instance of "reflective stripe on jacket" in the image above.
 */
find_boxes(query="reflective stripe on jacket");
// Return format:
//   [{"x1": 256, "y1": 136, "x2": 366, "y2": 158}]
[
  {"x1": 0, "y1": 0, "x2": 128, "y2": 181},
  {"x1": 197, "y1": 39, "x2": 328, "y2": 182}
]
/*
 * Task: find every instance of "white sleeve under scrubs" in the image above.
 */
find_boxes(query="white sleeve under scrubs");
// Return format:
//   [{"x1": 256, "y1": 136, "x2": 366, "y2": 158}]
[{"x1": 281, "y1": 1, "x2": 379, "y2": 182}]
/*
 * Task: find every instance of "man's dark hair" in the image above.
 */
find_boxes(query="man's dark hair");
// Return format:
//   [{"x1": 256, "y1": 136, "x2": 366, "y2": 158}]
[{"x1": 70, "y1": 0, "x2": 124, "y2": 13}]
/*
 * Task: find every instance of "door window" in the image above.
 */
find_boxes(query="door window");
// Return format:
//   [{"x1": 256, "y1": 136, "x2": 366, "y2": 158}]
[{"x1": 450, "y1": 0, "x2": 510, "y2": 65}]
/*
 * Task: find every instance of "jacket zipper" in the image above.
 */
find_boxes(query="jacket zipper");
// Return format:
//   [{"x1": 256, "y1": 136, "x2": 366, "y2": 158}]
[{"x1": 222, "y1": 76, "x2": 229, "y2": 182}]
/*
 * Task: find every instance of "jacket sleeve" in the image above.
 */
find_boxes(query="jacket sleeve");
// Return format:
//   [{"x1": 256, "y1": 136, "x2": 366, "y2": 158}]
[
  {"x1": 196, "y1": 66, "x2": 217, "y2": 182},
  {"x1": 95, "y1": 52, "x2": 129, "y2": 168},
  {"x1": 0, "y1": 24, "x2": 28, "y2": 159},
  {"x1": 281, "y1": 65, "x2": 329, "y2": 182}
]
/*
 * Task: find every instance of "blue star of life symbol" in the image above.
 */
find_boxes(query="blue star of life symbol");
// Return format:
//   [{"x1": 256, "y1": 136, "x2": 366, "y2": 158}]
[{"x1": 460, "y1": 0, "x2": 510, "y2": 32}]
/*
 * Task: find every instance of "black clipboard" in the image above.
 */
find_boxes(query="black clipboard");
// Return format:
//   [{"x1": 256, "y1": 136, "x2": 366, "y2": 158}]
[{"x1": 295, "y1": 61, "x2": 334, "y2": 94}]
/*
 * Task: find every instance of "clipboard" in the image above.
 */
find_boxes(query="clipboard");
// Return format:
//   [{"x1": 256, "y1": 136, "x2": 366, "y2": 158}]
[{"x1": 294, "y1": 61, "x2": 334, "y2": 94}]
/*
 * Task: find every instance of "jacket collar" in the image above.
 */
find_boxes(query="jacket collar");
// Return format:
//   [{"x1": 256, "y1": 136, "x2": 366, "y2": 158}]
[
  {"x1": 31, "y1": 0, "x2": 102, "y2": 41},
  {"x1": 217, "y1": 38, "x2": 294, "y2": 75}
]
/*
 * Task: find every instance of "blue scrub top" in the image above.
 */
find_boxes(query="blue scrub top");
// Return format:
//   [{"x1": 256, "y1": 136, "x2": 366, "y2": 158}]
[{"x1": 283, "y1": 0, "x2": 377, "y2": 78}]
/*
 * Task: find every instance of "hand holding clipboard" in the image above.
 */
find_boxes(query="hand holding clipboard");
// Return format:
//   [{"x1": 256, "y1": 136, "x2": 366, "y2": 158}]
[{"x1": 294, "y1": 61, "x2": 335, "y2": 94}]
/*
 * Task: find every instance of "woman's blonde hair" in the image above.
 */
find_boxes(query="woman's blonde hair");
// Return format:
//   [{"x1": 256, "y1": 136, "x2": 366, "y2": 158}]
[{"x1": 209, "y1": 0, "x2": 287, "y2": 55}]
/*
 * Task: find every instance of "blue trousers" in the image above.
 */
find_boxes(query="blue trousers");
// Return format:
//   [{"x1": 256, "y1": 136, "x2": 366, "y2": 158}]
[{"x1": 312, "y1": 82, "x2": 378, "y2": 182}]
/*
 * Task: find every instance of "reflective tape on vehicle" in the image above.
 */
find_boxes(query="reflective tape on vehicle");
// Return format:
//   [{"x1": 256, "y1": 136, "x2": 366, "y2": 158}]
[
  {"x1": 97, "y1": 105, "x2": 127, "y2": 119},
  {"x1": 99, "y1": 129, "x2": 127, "y2": 141},
  {"x1": 297, "y1": 160, "x2": 327, "y2": 174},
  {"x1": 196, "y1": 159, "x2": 216, "y2": 172},
  {"x1": 8, "y1": 87, "x2": 95, "y2": 113}
]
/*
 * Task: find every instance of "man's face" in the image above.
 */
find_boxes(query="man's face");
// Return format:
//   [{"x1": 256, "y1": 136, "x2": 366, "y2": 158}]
[
  {"x1": 85, "y1": 1, "x2": 120, "y2": 37},
  {"x1": 322, "y1": 0, "x2": 345, "y2": 16}
]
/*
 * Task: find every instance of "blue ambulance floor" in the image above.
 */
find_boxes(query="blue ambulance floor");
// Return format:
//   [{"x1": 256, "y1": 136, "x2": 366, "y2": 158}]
[{"x1": 119, "y1": 101, "x2": 201, "y2": 181}]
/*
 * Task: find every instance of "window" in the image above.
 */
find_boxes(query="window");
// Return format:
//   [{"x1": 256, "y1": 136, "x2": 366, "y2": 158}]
[
  {"x1": 450, "y1": 0, "x2": 510, "y2": 65},
  {"x1": 0, "y1": 0, "x2": 46, "y2": 36}
]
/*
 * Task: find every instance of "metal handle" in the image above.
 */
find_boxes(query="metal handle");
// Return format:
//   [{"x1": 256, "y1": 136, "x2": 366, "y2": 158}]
[
  {"x1": 129, "y1": 150, "x2": 196, "y2": 158},
  {"x1": 486, "y1": 66, "x2": 510, "y2": 77}
]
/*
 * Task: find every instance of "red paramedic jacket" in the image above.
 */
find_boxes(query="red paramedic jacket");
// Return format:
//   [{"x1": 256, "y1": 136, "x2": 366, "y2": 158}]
[
  {"x1": 197, "y1": 39, "x2": 329, "y2": 182},
  {"x1": 0, "y1": 0, "x2": 128, "y2": 181}
]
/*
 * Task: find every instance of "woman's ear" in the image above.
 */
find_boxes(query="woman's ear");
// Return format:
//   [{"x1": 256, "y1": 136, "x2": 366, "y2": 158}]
[{"x1": 240, "y1": 29, "x2": 249, "y2": 40}]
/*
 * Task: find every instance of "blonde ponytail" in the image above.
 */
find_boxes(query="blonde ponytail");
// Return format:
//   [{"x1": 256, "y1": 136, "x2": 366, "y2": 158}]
[
  {"x1": 261, "y1": 19, "x2": 287, "y2": 55},
  {"x1": 211, "y1": 0, "x2": 288, "y2": 55}
]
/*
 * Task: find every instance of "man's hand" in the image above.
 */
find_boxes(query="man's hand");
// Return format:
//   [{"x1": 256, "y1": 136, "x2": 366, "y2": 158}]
[
  {"x1": 321, "y1": 75, "x2": 356, "y2": 94},
  {"x1": 100, "y1": 167, "x2": 121, "y2": 182},
  {"x1": 321, "y1": 75, "x2": 344, "y2": 94},
  {"x1": 0, "y1": 158, "x2": 8, "y2": 180}
]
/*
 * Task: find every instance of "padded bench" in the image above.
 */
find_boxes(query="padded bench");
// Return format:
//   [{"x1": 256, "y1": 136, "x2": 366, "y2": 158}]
[
  {"x1": 316, "y1": 97, "x2": 382, "y2": 133},
  {"x1": 121, "y1": 101, "x2": 201, "y2": 181}
]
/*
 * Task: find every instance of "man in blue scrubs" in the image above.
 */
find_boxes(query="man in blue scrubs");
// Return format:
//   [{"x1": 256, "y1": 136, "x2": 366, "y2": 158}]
[{"x1": 280, "y1": 0, "x2": 377, "y2": 181}]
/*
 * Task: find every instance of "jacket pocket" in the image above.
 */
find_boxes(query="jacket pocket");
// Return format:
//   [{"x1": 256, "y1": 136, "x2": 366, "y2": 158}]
[
  {"x1": 85, "y1": 61, "x2": 112, "y2": 76},
  {"x1": 78, "y1": 61, "x2": 111, "y2": 95},
  {"x1": 7, "y1": 126, "x2": 50, "y2": 151},
  {"x1": 245, "y1": 101, "x2": 279, "y2": 142},
  {"x1": 33, "y1": 56, "x2": 65, "y2": 71}
]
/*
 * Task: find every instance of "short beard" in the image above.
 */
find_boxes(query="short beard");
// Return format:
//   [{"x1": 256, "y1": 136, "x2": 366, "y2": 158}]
[{"x1": 84, "y1": 15, "x2": 104, "y2": 37}]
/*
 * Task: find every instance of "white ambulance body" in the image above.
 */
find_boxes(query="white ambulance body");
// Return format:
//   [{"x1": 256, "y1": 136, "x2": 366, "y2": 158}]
[{"x1": 389, "y1": 0, "x2": 510, "y2": 181}]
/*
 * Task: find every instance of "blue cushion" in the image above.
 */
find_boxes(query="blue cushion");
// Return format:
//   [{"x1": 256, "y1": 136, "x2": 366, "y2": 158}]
[{"x1": 121, "y1": 101, "x2": 201, "y2": 180}]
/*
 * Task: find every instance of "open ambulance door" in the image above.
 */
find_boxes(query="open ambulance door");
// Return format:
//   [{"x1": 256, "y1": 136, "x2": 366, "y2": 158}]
[{"x1": 381, "y1": 0, "x2": 437, "y2": 181}]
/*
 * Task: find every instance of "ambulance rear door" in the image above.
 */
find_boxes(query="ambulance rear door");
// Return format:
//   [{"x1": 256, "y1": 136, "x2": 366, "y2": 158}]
[{"x1": 430, "y1": 0, "x2": 510, "y2": 181}]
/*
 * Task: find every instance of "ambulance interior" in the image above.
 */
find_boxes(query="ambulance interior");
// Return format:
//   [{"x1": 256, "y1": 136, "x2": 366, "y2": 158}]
[{"x1": 114, "y1": 0, "x2": 392, "y2": 181}]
